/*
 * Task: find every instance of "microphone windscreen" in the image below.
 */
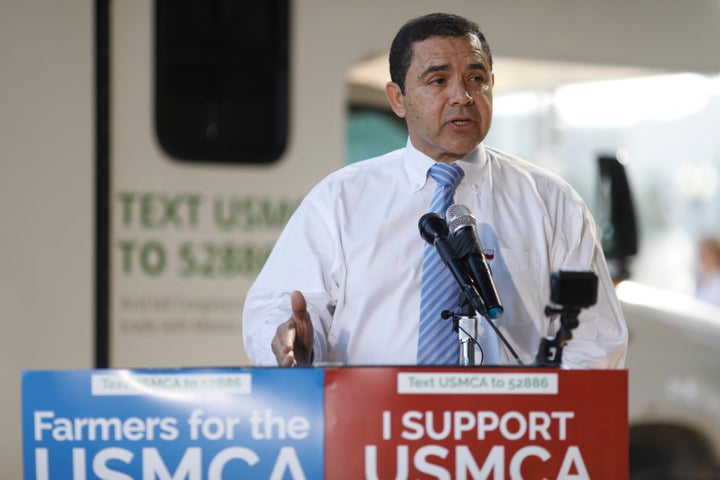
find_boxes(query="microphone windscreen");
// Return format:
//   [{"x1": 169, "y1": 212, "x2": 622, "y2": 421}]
[
  {"x1": 418, "y1": 212, "x2": 449, "y2": 245},
  {"x1": 446, "y1": 204, "x2": 476, "y2": 234}
]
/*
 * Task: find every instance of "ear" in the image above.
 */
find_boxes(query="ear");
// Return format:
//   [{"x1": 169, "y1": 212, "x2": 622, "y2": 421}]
[{"x1": 385, "y1": 82, "x2": 406, "y2": 118}]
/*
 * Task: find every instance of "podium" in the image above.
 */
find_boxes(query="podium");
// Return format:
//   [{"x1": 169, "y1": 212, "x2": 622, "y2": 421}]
[
  {"x1": 22, "y1": 367, "x2": 627, "y2": 479},
  {"x1": 325, "y1": 367, "x2": 627, "y2": 479}
]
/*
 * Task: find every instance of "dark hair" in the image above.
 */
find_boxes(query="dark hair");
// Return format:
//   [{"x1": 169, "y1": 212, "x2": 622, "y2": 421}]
[{"x1": 389, "y1": 13, "x2": 493, "y2": 94}]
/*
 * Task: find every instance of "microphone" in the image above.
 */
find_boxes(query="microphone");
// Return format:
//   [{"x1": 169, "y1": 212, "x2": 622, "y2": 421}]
[
  {"x1": 446, "y1": 204, "x2": 504, "y2": 319},
  {"x1": 418, "y1": 213, "x2": 487, "y2": 315},
  {"x1": 419, "y1": 211, "x2": 524, "y2": 366}
]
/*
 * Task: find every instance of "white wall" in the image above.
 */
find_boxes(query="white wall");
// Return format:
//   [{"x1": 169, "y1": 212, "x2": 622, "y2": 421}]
[
  {"x1": 0, "y1": 0, "x2": 94, "y2": 476},
  {"x1": 291, "y1": 0, "x2": 720, "y2": 76}
]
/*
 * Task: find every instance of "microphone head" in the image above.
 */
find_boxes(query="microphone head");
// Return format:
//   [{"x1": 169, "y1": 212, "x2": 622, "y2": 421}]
[
  {"x1": 418, "y1": 212, "x2": 449, "y2": 245},
  {"x1": 446, "y1": 204, "x2": 476, "y2": 235}
]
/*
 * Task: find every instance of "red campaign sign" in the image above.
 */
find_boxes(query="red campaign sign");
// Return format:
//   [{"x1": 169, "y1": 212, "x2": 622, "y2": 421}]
[{"x1": 325, "y1": 367, "x2": 628, "y2": 480}]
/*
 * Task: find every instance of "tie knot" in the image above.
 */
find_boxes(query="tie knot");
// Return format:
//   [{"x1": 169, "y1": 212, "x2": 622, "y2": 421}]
[{"x1": 429, "y1": 163, "x2": 464, "y2": 189}]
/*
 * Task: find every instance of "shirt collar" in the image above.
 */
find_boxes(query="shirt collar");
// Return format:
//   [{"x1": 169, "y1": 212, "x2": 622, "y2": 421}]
[{"x1": 404, "y1": 138, "x2": 488, "y2": 191}]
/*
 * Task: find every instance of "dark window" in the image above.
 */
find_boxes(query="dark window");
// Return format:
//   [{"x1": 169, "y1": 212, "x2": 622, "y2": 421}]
[{"x1": 155, "y1": 0, "x2": 289, "y2": 164}]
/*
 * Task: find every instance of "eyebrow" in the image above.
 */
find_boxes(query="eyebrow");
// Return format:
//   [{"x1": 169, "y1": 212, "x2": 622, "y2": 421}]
[{"x1": 419, "y1": 62, "x2": 489, "y2": 79}]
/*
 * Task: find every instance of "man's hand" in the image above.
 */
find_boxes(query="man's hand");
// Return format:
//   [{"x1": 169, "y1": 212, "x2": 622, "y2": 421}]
[{"x1": 271, "y1": 291, "x2": 314, "y2": 366}]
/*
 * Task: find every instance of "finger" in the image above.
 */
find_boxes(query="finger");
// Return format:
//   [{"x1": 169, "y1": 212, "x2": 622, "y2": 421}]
[
  {"x1": 291, "y1": 290, "x2": 308, "y2": 319},
  {"x1": 288, "y1": 290, "x2": 313, "y2": 365},
  {"x1": 281, "y1": 350, "x2": 296, "y2": 367},
  {"x1": 271, "y1": 320, "x2": 297, "y2": 366}
]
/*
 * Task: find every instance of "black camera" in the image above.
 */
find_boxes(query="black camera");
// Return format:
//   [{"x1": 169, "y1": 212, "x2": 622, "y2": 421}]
[
  {"x1": 550, "y1": 271, "x2": 598, "y2": 309},
  {"x1": 535, "y1": 270, "x2": 599, "y2": 367}
]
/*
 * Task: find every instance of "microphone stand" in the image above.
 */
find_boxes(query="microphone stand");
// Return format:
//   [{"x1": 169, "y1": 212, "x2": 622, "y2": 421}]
[
  {"x1": 444, "y1": 295, "x2": 479, "y2": 366},
  {"x1": 444, "y1": 292, "x2": 524, "y2": 367}
]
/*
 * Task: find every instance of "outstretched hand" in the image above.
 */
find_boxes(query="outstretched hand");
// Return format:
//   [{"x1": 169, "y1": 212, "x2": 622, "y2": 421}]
[{"x1": 271, "y1": 291, "x2": 314, "y2": 366}]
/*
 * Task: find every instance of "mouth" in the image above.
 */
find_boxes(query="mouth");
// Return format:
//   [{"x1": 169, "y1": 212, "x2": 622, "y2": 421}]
[{"x1": 447, "y1": 117, "x2": 477, "y2": 128}]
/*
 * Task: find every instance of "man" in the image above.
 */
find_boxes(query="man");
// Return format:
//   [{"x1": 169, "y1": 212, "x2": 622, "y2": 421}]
[{"x1": 242, "y1": 12, "x2": 627, "y2": 368}]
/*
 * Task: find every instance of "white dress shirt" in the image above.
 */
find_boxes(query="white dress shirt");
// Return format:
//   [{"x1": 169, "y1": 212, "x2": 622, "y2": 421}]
[{"x1": 242, "y1": 141, "x2": 628, "y2": 368}]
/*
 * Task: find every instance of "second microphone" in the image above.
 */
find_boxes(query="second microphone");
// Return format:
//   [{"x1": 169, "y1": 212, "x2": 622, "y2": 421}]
[{"x1": 446, "y1": 204, "x2": 504, "y2": 319}]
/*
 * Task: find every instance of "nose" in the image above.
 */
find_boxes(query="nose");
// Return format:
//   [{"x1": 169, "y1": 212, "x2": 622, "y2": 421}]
[{"x1": 449, "y1": 79, "x2": 474, "y2": 106}]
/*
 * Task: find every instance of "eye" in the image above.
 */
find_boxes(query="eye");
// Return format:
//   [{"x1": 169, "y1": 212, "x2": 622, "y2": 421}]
[
  {"x1": 429, "y1": 77, "x2": 446, "y2": 86},
  {"x1": 467, "y1": 74, "x2": 491, "y2": 92}
]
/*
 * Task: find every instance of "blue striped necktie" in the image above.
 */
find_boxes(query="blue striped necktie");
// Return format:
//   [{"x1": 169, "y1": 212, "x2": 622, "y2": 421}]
[{"x1": 418, "y1": 162, "x2": 465, "y2": 365}]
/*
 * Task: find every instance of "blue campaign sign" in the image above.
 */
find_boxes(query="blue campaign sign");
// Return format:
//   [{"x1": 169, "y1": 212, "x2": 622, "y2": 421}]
[{"x1": 22, "y1": 368, "x2": 324, "y2": 479}]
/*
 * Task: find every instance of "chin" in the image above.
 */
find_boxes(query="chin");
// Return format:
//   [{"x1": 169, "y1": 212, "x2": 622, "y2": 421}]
[{"x1": 445, "y1": 141, "x2": 480, "y2": 157}]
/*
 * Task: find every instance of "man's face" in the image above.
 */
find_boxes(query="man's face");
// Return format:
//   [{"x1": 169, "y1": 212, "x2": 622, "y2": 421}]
[{"x1": 386, "y1": 34, "x2": 494, "y2": 164}]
